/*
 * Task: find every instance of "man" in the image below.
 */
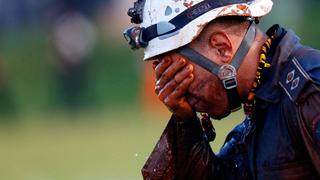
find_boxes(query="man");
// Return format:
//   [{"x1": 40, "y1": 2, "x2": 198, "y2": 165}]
[{"x1": 124, "y1": 0, "x2": 320, "y2": 179}]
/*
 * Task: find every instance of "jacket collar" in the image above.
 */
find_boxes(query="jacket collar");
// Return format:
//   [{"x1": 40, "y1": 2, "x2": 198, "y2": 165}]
[{"x1": 255, "y1": 25, "x2": 301, "y2": 104}]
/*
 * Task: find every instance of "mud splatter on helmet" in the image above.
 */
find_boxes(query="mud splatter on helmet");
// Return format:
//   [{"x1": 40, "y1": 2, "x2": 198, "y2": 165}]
[{"x1": 124, "y1": 0, "x2": 273, "y2": 60}]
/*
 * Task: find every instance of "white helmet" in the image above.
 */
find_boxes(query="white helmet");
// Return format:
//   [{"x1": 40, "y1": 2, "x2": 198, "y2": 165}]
[{"x1": 124, "y1": 0, "x2": 273, "y2": 60}]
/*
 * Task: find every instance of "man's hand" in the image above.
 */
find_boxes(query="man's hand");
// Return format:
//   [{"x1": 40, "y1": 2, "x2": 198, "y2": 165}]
[{"x1": 153, "y1": 55, "x2": 195, "y2": 120}]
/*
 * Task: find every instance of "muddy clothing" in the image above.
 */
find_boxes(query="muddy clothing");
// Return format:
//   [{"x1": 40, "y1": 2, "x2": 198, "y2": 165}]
[{"x1": 142, "y1": 25, "x2": 320, "y2": 180}]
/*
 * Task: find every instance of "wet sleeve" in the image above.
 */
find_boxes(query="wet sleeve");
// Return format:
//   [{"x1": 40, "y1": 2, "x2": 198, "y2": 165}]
[
  {"x1": 141, "y1": 115, "x2": 219, "y2": 179},
  {"x1": 298, "y1": 90, "x2": 320, "y2": 174},
  {"x1": 141, "y1": 114, "x2": 250, "y2": 180}
]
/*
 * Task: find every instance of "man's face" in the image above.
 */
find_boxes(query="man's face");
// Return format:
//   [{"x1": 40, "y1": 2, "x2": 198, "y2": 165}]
[{"x1": 157, "y1": 51, "x2": 230, "y2": 119}]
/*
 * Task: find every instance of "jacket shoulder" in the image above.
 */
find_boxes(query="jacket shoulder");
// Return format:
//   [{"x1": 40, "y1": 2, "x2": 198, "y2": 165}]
[
  {"x1": 279, "y1": 46, "x2": 320, "y2": 103},
  {"x1": 294, "y1": 46, "x2": 320, "y2": 84}
]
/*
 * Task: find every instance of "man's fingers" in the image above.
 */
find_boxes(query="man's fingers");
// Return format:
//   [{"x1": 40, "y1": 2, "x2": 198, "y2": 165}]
[
  {"x1": 152, "y1": 61, "x2": 160, "y2": 70},
  {"x1": 156, "y1": 64, "x2": 193, "y2": 99},
  {"x1": 174, "y1": 64, "x2": 193, "y2": 84},
  {"x1": 157, "y1": 58, "x2": 186, "y2": 88},
  {"x1": 155, "y1": 58, "x2": 172, "y2": 79},
  {"x1": 156, "y1": 63, "x2": 192, "y2": 93},
  {"x1": 157, "y1": 78, "x2": 178, "y2": 101},
  {"x1": 162, "y1": 74, "x2": 194, "y2": 113},
  {"x1": 168, "y1": 74, "x2": 194, "y2": 101}
]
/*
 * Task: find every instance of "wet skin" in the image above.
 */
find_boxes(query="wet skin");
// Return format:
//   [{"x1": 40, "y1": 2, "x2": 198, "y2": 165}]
[{"x1": 153, "y1": 52, "x2": 230, "y2": 120}]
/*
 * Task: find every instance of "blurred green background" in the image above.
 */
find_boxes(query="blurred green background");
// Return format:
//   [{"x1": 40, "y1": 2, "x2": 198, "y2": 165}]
[{"x1": 0, "y1": 0, "x2": 319, "y2": 179}]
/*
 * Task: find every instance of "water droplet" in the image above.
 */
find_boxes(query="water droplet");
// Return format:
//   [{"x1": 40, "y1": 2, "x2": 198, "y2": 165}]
[
  {"x1": 175, "y1": 8, "x2": 180, "y2": 13},
  {"x1": 165, "y1": 6, "x2": 173, "y2": 16}
]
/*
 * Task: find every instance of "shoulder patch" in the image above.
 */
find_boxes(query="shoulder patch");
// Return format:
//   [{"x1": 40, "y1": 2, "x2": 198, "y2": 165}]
[{"x1": 279, "y1": 57, "x2": 312, "y2": 103}]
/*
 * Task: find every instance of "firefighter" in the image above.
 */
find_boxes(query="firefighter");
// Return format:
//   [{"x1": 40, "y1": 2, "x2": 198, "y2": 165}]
[{"x1": 124, "y1": 0, "x2": 320, "y2": 179}]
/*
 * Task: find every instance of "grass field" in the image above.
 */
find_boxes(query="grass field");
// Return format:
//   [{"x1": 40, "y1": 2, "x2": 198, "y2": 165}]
[{"x1": 0, "y1": 108, "x2": 243, "y2": 180}]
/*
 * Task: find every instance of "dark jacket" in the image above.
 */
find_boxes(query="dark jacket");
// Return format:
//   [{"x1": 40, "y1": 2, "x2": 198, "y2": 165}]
[{"x1": 142, "y1": 26, "x2": 320, "y2": 180}]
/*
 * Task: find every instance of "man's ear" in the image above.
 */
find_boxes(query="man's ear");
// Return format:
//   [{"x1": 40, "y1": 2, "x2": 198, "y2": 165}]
[{"x1": 209, "y1": 32, "x2": 233, "y2": 64}]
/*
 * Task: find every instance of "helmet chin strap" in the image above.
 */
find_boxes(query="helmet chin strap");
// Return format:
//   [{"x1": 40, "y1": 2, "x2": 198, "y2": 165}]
[{"x1": 178, "y1": 22, "x2": 256, "y2": 114}]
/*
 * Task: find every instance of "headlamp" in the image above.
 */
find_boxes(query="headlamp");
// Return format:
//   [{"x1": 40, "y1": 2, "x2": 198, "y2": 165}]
[{"x1": 123, "y1": 27, "x2": 148, "y2": 50}]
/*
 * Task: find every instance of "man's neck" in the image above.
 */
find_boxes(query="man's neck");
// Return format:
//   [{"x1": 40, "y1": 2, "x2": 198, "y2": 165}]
[{"x1": 237, "y1": 27, "x2": 268, "y2": 101}]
